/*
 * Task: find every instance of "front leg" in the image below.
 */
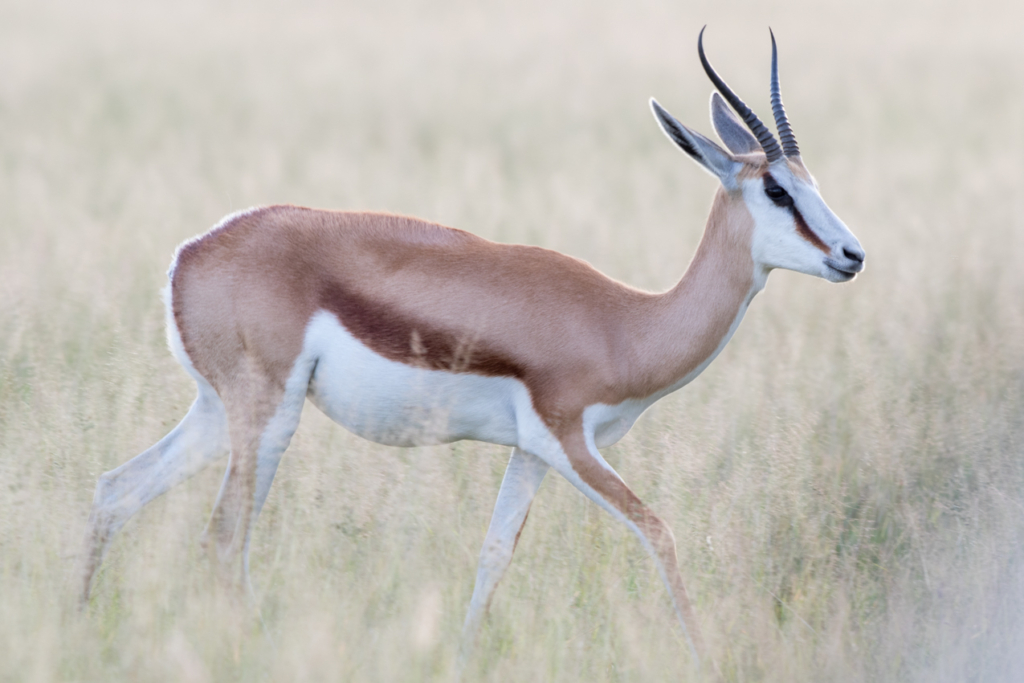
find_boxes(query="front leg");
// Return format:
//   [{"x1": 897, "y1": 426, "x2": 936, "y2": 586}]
[
  {"x1": 460, "y1": 447, "x2": 549, "y2": 661},
  {"x1": 550, "y1": 424, "x2": 705, "y2": 668}
]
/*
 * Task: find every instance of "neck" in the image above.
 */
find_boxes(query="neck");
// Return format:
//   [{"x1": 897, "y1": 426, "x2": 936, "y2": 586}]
[{"x1": 630, "y1": 189, "x2": 764, "y2": 398}]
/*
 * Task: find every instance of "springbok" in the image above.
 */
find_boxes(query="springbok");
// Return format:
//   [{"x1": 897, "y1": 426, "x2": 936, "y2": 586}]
[{"x1": 81, "y1": 28, "x2": 863, "y2": 665}]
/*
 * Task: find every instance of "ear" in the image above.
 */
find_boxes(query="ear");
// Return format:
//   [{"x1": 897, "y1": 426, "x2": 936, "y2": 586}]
[
  {"x1": 710, "y1": 92, "x2": 761, "y2": 155},
  {"x1": 651, "y1": 98, "x2": 738, "y2": 185}
]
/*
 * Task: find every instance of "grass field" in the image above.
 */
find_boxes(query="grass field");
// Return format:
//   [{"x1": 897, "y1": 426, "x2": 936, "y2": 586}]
[{"x1": 2, "y1": 0, "x2": 1024, "y2": 680}]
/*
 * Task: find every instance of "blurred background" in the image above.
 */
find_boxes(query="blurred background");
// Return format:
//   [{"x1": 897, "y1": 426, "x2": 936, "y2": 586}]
[{"x1": 1, "y1": 0, "x2": 1023, "y2": 680}]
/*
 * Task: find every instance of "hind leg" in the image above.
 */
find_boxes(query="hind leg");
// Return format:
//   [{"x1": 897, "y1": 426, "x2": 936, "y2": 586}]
[
  {"x1": 459, "y1": 447, "x2": 549, "y2": 662},
  {"x1": 80, "y1": 379, "x2": 229, "y2": 602},
  {"x1": 203, "y1": 358, "x2": 311, "y2": 592}
]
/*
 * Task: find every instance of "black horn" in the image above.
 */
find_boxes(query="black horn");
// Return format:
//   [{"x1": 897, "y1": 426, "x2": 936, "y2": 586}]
[
  {"x1": 770, "y1": 29, "x2": 800, "y2": 158},
  {"x1": 698, "y1": 26, "x2": 782, "y2": 163}
]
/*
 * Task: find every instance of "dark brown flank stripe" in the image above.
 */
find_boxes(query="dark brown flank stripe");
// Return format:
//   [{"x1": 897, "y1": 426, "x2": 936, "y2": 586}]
[
  {"x1": 318, "y1": 280, "x2": 527, "y2": 378},
  {"x1": 792, "y1": 206, "x2": 830, "y2": 254}
]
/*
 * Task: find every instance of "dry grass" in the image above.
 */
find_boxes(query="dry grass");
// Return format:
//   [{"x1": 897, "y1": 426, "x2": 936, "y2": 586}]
[{"x1": 2, "y1": 0, "x2": 1024, "y2": 680}]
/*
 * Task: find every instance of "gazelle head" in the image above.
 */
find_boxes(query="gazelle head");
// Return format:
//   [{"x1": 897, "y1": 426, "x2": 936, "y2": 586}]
[{"x1": 651, "y1": 28, "x2": 865, "y2": 283}]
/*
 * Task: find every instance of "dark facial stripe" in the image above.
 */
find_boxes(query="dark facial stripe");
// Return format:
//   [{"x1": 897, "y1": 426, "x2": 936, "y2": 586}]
[
  {"x1": 792, "y1": 206, "x2": 830, "y2": 253},
  {"x1": 763, "y1": 174, "x2": 829, "y2": 254},
  {"x1": 319, "y1": 280, "x2": 526, "y2": 378}
]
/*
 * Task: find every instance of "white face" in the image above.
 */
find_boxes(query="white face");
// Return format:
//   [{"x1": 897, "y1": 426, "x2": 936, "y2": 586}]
[{"x1": 744, "y1": 161, "x2": 865, "y2": 283}]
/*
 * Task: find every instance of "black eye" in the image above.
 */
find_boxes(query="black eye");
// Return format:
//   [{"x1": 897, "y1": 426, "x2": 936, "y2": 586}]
[{"x1": 764, "y1": 184, "x2": 793, "y2": 207}]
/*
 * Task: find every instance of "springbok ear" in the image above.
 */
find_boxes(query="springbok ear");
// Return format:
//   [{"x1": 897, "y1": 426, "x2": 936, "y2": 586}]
[
  {"x1": 710, "y1": 92, "x2": 761, "y2": 155},
  {"x1": 651, "y1": 98, "x2": 738, "y2": 184}
]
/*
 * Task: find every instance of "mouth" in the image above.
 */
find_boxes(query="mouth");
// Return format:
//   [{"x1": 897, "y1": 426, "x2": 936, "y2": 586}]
[{"x1": 824, "y1": 257, "x2": 863, "y2": 282}]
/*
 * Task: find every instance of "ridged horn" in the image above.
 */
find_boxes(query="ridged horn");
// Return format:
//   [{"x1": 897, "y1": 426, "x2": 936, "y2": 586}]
[
  {"x1": 770, "y1": 29, "x2": 800, "y2": 158},
  {"x1": 698, "y1": 26, "x2": 782, "y2": 163}
]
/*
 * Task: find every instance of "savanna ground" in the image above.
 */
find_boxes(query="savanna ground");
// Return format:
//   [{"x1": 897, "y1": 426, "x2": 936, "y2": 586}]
[{"x1": 2, "y1": 0, "x2": 1024, "y2": 680}]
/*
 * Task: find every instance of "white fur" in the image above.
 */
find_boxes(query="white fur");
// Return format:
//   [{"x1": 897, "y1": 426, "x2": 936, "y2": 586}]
[
  {"x1": 745, "y1": 165, "x2": 863, "y2": 283},
  {"x1": 460, "y1": 447, "x2": 549, "y2": 662},
  {"x1": 304, "y1": 310, "x2": 530, "y2": 448}
]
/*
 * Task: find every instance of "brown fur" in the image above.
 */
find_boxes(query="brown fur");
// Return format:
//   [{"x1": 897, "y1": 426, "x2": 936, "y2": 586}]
[
  {"x1": 172, "y1": 191, "x2": 754, "y2": 433},
  {"x1": 786, "y1": 156, "x2": 813, "y2": 182},
  {"x1": 735, "y1": 154, "x2": 769, "y2": 178},
  {"x1": 319, "y1": 279, "x2": 527, "y2": 377},
  {"x1": 166, "y1": 184, "x2": 756, "y2": 661}
]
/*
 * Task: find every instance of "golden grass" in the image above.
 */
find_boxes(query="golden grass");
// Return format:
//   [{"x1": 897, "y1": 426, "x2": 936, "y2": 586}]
[{"x1": 2, "y1": 0, "x2": 1024, "y2": 680}]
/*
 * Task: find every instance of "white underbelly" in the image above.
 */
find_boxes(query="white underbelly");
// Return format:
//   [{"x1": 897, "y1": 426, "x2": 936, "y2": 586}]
[{"x1": 303, "y1": 311, "x2": 526, "y2": 447}]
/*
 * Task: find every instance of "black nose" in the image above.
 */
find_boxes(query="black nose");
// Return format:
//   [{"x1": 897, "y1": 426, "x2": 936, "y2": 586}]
[{"x1": 843, "y1": 247, "x2": 864, "y2": 263}]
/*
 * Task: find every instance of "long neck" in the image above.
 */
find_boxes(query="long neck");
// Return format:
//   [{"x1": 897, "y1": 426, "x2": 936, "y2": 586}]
[{"x1": 630, "y1": 189, "x2": 763, "y2": 397}]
